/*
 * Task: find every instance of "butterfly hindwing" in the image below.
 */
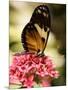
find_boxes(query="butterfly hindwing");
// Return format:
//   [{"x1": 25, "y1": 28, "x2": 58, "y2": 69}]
[{"x1": 21, "y1": 22, "x2": 45, "y2": 53}]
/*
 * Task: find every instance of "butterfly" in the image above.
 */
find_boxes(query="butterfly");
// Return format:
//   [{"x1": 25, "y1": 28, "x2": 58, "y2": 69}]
[{"x1": 21, "y1": 5, "x2": 51, "y2": 55}]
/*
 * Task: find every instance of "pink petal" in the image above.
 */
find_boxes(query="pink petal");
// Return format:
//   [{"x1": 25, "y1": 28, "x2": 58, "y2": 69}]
[{"x1": 40, "y1": 81, "x2": 51, "y2": 87}]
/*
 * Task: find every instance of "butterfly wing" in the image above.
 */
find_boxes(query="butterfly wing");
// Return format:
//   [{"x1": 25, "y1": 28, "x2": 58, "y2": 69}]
[
  {"x1": 21, "y1": 5, "x2": 51, "y2": 54},
  {"x1": 34, "y1": 23, "x2": 50, "y2": 54},
  {"x1": 21, "y1": 22, "x2": 45, "y2": 53}
]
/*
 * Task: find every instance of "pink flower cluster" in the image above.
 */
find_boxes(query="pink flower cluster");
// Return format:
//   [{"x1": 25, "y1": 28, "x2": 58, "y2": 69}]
[{"x1": 9, "y1": 52, "x2": 59, "y2": 88}]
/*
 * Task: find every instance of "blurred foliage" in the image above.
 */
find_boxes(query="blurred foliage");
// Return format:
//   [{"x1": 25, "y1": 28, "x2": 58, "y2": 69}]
[
  {"x1": 52, "y1": 66, "x2": 66, "y2": 86},
  {"x1": 9, "y1": 1, "x2": 66, "y2": 87},
  {"x1": 10, "y1": 42, "x2": 24, "y2": 52}
]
